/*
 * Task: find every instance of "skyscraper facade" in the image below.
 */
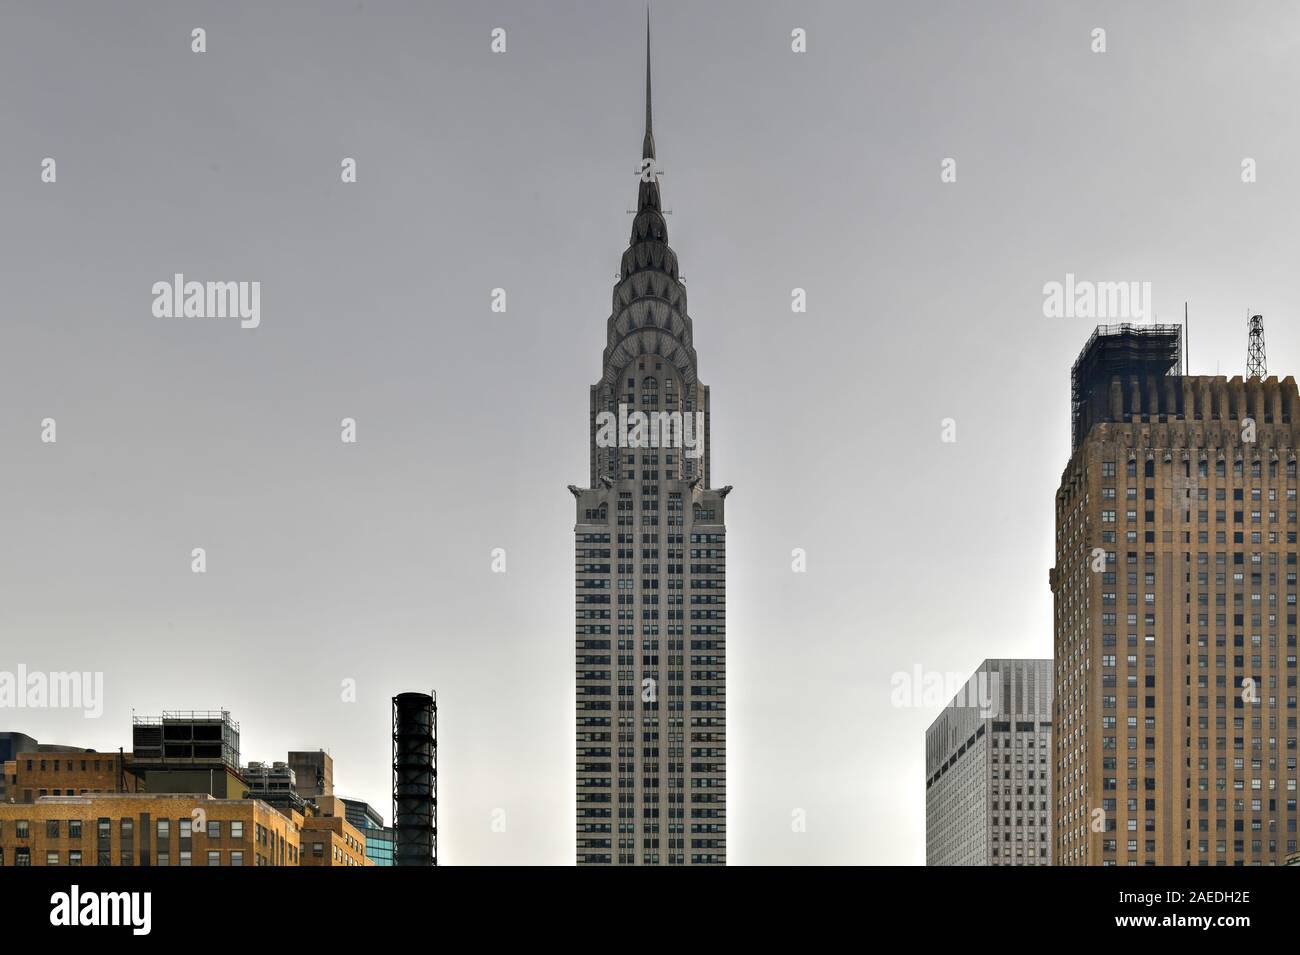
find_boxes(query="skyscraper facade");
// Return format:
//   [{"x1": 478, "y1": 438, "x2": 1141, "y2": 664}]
[
  {"x1": 1053, "y1": 323, "x2": 1300, "y2": 865},
  {"x1": 925, "y1": 659, "x2": 1053, "y2": 866},
  {"x1": 572, "y1": 23, "x2": 729, "y2": 866}
]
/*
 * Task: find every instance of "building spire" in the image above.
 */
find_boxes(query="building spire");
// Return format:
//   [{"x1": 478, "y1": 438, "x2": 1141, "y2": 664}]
[
  {"x1": 643, "y1": 8, "x2": 655, "y2": 161},
  {"x1": 635, "y1": 9, "x2": 662, "y2": 215}
]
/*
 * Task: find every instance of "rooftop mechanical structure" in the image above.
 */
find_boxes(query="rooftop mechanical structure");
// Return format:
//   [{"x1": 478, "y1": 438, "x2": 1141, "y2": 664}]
[{"x1": 1070, "y1": 323, "x2": 1183, "y2": 451}]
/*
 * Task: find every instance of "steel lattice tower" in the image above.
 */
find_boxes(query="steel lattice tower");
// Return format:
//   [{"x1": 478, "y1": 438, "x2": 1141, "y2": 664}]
[{"x1": 1248, "y1": 313, "x2": 1267, "y2": 378}]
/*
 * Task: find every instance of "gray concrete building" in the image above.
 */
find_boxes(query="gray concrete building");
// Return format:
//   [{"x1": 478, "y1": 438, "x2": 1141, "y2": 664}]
[
  {"x1": 571, "y1": 20, "x2": 729, "y2": 866},
  {"x1": 925, "y1": 659, "x2": 1053, "y2": 865}
]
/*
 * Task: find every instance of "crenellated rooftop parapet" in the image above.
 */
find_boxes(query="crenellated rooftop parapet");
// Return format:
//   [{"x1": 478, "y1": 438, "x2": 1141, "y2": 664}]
[{"x1": 1082, "y1": 373, "x2": 1298, "y2": 440}]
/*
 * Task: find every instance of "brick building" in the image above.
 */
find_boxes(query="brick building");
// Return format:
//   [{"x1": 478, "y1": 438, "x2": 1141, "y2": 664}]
[
  {"x1": 0, "y1": 793, "x2": 301, "y2": 866},
  {"x1": 1053, "y1": 324, "x2": 1299, "y2": 865}
]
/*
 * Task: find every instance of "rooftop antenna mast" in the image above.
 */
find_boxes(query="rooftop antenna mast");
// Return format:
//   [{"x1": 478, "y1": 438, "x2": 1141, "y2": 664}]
[{"x1": 1247, "y1": 311, "x2": 1266, "y2": 379}]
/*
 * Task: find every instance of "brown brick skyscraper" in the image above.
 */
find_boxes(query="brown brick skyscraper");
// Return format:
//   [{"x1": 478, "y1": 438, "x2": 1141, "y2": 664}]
[{"x1": 1053, "y1": 323, "x2": 1299, "y2": 865}]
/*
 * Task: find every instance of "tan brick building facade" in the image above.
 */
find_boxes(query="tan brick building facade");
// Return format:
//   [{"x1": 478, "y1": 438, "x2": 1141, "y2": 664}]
[
  {"x1": 300, "y1": 814, "x2": 372, "y2": 866},
  {"x1": 1053, "y1": 325, "x2": 1299, "y2": 865},
  {"x1": 0, "y1": 793, "x2": 301, "y2": 866},
  {"x1": 3, "y1": 751, "x2": 138, "y2": 803}
]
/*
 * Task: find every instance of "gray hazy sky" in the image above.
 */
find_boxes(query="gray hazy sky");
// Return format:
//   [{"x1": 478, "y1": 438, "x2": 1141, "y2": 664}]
[{"x1": 3, "y1": 0, "x2": 1300, "y2": 864}]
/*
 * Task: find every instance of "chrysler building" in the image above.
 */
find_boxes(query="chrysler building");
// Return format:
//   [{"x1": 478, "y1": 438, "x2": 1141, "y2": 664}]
[{"x1": 571, "y1": 18, "x2": 729, "y2": 866}]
